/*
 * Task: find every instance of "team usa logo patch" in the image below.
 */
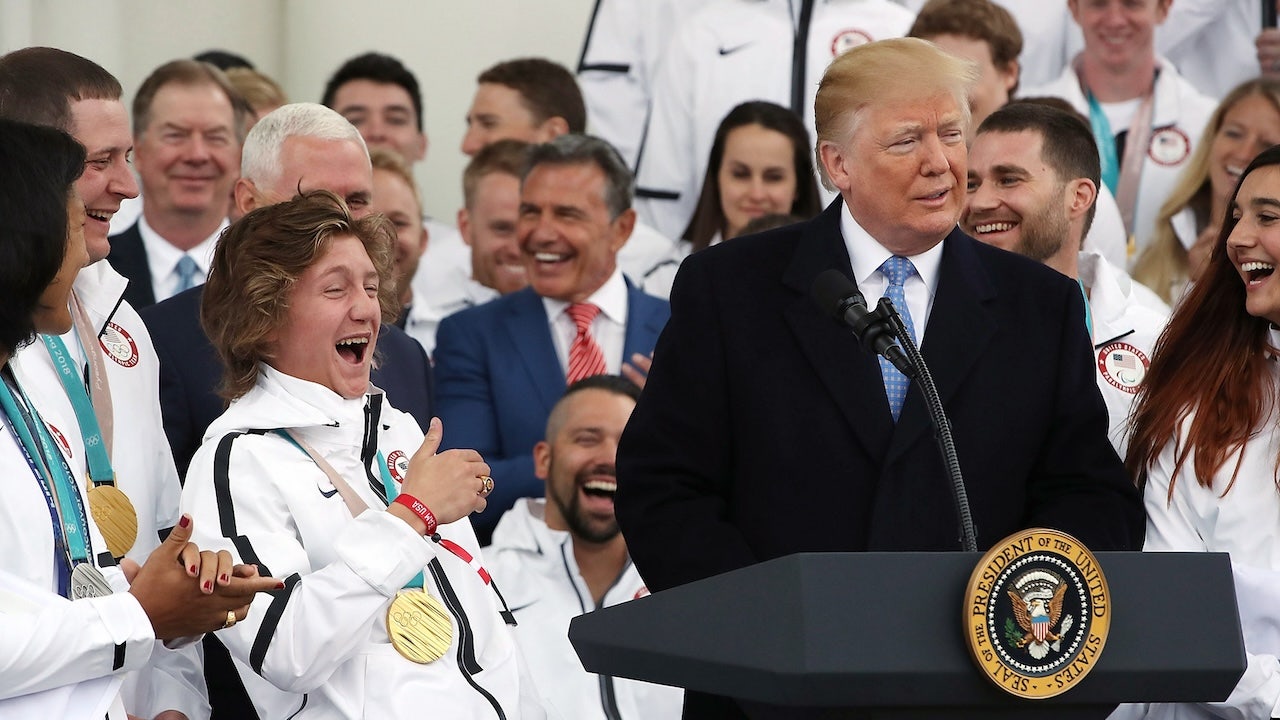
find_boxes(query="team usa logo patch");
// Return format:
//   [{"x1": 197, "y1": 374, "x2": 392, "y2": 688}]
[
  {"x1": 1097, "y1": 342, "x2": 1149, "y2": 394},
  {"x1": 99, "y1": 322, "x2": 139, "y2": 368},
  {"x1": 964, "y1": 529, "x2": 1111, "y2": 699},
  {"x1": 1148, "y1": 127, "x2": 1191, "y2": 166},
  {"x1": 386, "y1": 450, "x2": 409, "y2": 485},
  {"x1": 831, "y1": 28, "x2": 873, "y2": 57}
]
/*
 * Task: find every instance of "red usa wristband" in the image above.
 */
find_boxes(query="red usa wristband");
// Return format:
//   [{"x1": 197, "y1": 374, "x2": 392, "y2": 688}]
[{"x1": 393, "y1": 493, "x2": 438, "y2": 536}]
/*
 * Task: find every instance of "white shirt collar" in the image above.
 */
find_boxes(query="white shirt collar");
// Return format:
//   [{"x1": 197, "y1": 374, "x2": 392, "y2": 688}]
[
  {"x1": 137, "y1": 213, "x2": 226, "y2": 295},
  {"x1": 839, "y1": 202, "x2": 945, "y2": 297},
  {"x1": 540, "y1": 266, "x2": 629, "y2": 325}
]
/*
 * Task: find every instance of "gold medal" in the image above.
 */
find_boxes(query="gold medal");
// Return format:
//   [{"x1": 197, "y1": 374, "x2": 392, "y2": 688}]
[
  {"x1": 87, "y1": 484, "x2": 137, "y2": 558},
  {"x1": 387, "y1": 590, "x2": 452, "y2": 663}
]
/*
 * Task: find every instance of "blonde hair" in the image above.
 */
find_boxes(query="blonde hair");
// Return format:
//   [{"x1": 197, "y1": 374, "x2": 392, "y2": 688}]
[
  {"x1": 224, "y1": 67, "x2": 286, "y2": 115},
  {"x1": 1134, "y1": 78, "x2": 1280, "y2": 304},
  {"x1": 369, "y1": 146, "x2": 422, "y2": 213},
  {"x1": 814, "y1": 37, "x2": 977, "y2": 189}
]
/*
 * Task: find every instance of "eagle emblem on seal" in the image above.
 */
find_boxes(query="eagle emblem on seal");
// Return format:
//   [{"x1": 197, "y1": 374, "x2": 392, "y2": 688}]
[{"x1": 1007, "y1": 570, "x2": 1074, "y2": 660}]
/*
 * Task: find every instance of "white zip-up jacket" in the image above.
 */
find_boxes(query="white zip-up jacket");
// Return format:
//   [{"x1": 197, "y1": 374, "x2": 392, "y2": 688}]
[
  {"x1": 1079, "y1": 251, "x2": 1169, "y2": 457},
  {"x1": 488, "y1": 499, "x2": 683, "y2": 720},
  {"x1": 1023, "y1": 57, "x2": 1217, "y2": 266},
  {"x1": 0, "y1": 414, "x2": 156, "y2": 719},
  {"x1": 634, "y1": 0, "x2": 915, "y2": 239},
  {"x1": 181, "y1": 365, "x2": 541, "y2": 719},
  {"x1": 9, "y1": 260, "x2": 204, "y2": 719}
]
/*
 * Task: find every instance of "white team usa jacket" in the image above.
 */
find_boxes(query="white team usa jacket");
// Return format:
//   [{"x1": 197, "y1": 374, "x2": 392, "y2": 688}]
[
  {"x1": 488, "y1": 499, "x2": 684, "y2": 720},
  {"x1": 8, "y1": 260, "x2": 203, "y2": 719},
  {"x1": 180, "y1": 364, "x2": 543, "y2": 719}
]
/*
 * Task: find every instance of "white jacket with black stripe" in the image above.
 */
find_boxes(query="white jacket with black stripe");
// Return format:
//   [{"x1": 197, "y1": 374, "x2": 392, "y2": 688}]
[{"x1": 180, "y1": 364, "x2": 542, "y2": 719}]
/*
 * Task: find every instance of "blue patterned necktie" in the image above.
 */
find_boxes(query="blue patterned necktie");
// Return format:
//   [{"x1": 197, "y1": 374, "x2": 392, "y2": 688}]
[
  {"x1": 174, "y1": 255, "x2": 199, "y2": 293},
  {"x1": 879, "y1": 256, "x2": 917, "y2": 421}
]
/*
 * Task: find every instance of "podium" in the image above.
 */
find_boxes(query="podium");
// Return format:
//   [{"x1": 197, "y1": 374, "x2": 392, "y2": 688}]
[{"x1": 569, "y1": 552, "x2": 1244, "y2": 716}]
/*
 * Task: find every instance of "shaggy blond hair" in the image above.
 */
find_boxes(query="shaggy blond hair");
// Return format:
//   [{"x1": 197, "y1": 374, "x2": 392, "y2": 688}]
[
  {"x1": 814, "y1": 37, "x2": 977, "y2": 189},
  {"x1": 202, "y1": 190, "x2": 397, "y2": 401}
]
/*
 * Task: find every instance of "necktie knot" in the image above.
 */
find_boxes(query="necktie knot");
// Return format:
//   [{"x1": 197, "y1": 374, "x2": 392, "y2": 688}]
[
  {"x1": 880, "y1": 256, "x2": 916, "y2": 288},
  {"x1": 567, "y1": 303, "x2": 601, "y2": 333},
  {"x1": 175, "y1": 255, "x2": 199, "y2": 293}
]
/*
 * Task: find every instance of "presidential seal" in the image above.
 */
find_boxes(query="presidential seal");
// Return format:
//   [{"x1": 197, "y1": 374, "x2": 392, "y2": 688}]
[{"x1": 963, "y1": 528, "x2": 1110, "y2": 699}]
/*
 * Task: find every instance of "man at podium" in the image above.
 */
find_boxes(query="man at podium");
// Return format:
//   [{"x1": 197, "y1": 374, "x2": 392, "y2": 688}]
[{"x1": 615, "y1": 37, "x2": 1143, "y2": 719}]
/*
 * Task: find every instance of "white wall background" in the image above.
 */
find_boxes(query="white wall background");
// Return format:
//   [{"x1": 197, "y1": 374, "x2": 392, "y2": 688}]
[{"x1": 0, "y1": 0, "x2": 597, "y2": 221}]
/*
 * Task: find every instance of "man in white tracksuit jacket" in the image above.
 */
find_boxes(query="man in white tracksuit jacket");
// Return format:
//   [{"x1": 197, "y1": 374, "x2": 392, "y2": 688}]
[
  {"x1": 488, "y1": 375, "x2": 683, "y2": 719},
  {"x1": 1021, "y1": 0, "x2": 1216, "y2": 268}
]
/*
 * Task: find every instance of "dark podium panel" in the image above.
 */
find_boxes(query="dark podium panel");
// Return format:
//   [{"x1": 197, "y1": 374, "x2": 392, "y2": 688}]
[{"x1": 570, "y1": 552, "x2": 1244, "y2": 710}]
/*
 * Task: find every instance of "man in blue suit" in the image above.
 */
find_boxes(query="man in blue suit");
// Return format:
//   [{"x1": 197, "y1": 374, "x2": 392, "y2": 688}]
[
  {"x1": 615, "y1": 38, "x2": 1142, "y2": 719},
  {"x1": 435, "y1": 134, "x2": 669, "y2": 543}
]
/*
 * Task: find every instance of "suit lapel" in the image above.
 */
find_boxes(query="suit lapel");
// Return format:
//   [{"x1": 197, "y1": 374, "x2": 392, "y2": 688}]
[
  {"x1": 501, "y1": 289, "x2": 565, "y2": 413},
  {"x1": 886, "y1": 231, "x2": 997, "y2": 465},
  {"x1": 107, "y1": 224, "x2": 157, "y2": 308},
  {"x1": 782, "y1": 202, "x2": 894, "y2": 459}
]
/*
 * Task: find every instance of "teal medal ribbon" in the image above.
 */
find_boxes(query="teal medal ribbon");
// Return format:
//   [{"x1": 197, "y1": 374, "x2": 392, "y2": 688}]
[
  {"x1": 0, "y1": 369, "x2": 93, "y2": 595},
  {"x1": 1078, "y1": 279, "x2": 1094, "y2": 341},
  {"x1": 41, "y1": 334, "x2": 115, "y2": 484},
  {"x1": 1085, "y1": 91, "x2": 1120, "y2": 196}
]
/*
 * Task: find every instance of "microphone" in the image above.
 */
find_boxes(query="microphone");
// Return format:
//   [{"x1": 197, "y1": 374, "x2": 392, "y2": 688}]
[{"x1": 811, "y1": 269, "x2": 916, "y2": 378}]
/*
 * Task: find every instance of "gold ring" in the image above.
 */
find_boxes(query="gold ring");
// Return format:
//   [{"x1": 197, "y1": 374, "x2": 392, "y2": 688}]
[
  {"x1": 223, "y1": 610, "x2": 237, "y2": 629},
  {"x1": 478, "y1": 475, "x2": 494, "y2": 497}
]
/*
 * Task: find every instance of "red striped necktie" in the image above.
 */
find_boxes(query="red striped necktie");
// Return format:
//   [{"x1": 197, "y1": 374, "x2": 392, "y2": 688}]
[{"x1": 566, "y1": 302, "x2": 607, "y2": 384}]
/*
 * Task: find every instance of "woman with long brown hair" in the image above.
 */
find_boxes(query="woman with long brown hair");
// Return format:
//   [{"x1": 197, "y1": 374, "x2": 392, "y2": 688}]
[{"x1": 1126, "y1": 144, "x2": 1280, "y2": 718}]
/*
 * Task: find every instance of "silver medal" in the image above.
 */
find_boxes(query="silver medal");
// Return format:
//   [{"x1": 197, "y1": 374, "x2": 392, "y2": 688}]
[{"x1": 70, "y1": 562, "x2": 112, "y2": 600}]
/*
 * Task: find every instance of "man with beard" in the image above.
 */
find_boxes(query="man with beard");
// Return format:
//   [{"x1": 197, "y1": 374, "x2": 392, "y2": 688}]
[
  {"x1": 962, "y1": 101, "x2": 1169, "y2": 455},
  {"x1": 486, "y1": 375, "x2": 683, "y2": 720}
]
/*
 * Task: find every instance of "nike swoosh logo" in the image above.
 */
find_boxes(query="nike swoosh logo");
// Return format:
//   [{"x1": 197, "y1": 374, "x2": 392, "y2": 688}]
[
  {"x1": 318, "y1": 486, "x2": 339, "y2": 498},
  {"x1": 507, "y1": 600, "x2": 538, "y2": 613},
  {"x1": 719, "y1": 42, "x2": 753, "y2": 56}
]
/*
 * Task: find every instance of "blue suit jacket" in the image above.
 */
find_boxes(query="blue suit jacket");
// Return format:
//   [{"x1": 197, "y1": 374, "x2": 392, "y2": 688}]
[
  {"x1": 433, "y1": 282, "x2": 669, "y2": 541},
  {"x1": 140, "y1": 286, "x2": 435, "y2": 480},
  {"x1": 106, "y1": 222, "x2": 158, "y2": 310}
]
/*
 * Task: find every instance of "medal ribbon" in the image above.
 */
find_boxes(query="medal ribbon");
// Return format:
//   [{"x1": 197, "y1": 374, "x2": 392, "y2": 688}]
[
  {"x1": 41, "y1": 333, "x2": 115, "y2": 485},
  {"x1": 0, "y1": 370, "x2": 93, "y2": 595},
  {"x1": 1078, "y1": 58, "x2": 1157, "y2": 257},
  {"x1": 278, "y1": 429, "x2": 514, "y2": 623},
  {"x1": 68, "y1": 291, "x2": 115, "y2": 457}
]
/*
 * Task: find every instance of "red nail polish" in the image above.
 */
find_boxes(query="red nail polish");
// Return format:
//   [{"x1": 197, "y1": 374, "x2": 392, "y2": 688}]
[
  {"x1": 275, "y1": 581, "x2": 286, "y2": 590},
  {"x1": 203, "y1": 580, "x2": 212, "y2": 591},
  {"x1": 220, "y1": 573, "x2": 229, "y2": 583},
  {"x1": 189, "y1": 564, "x2": 197, "y2": 574},
  {"x1": 178, "y1": 515, "x2": 191, "y2": 529}
]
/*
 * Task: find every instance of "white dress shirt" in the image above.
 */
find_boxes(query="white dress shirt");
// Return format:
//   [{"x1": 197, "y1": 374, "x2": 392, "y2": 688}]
[
  {"x1": 137, "y1": 215, "x2": 224, "y2": 303},
  {"x1": 541, "y1": 267, "x2": 630, "y2": 375},
  {"x1": 839, "y1": 202, "x2": 945, "y2": 341}
]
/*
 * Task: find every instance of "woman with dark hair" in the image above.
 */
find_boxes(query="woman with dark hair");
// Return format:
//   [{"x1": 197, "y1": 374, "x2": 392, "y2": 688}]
[
  {"x1": 0, "y1": 118, "x2": 271, "y2": 717},
  {"x1": 643, "y1": 101, "x2": 822, "y2": 296},
  {"x1": 183, "y1": 190, "x2": 540, "y2": 718},
  {"x1": 1125, "y1": 144, "x2": 1280, "y2": 718}
]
